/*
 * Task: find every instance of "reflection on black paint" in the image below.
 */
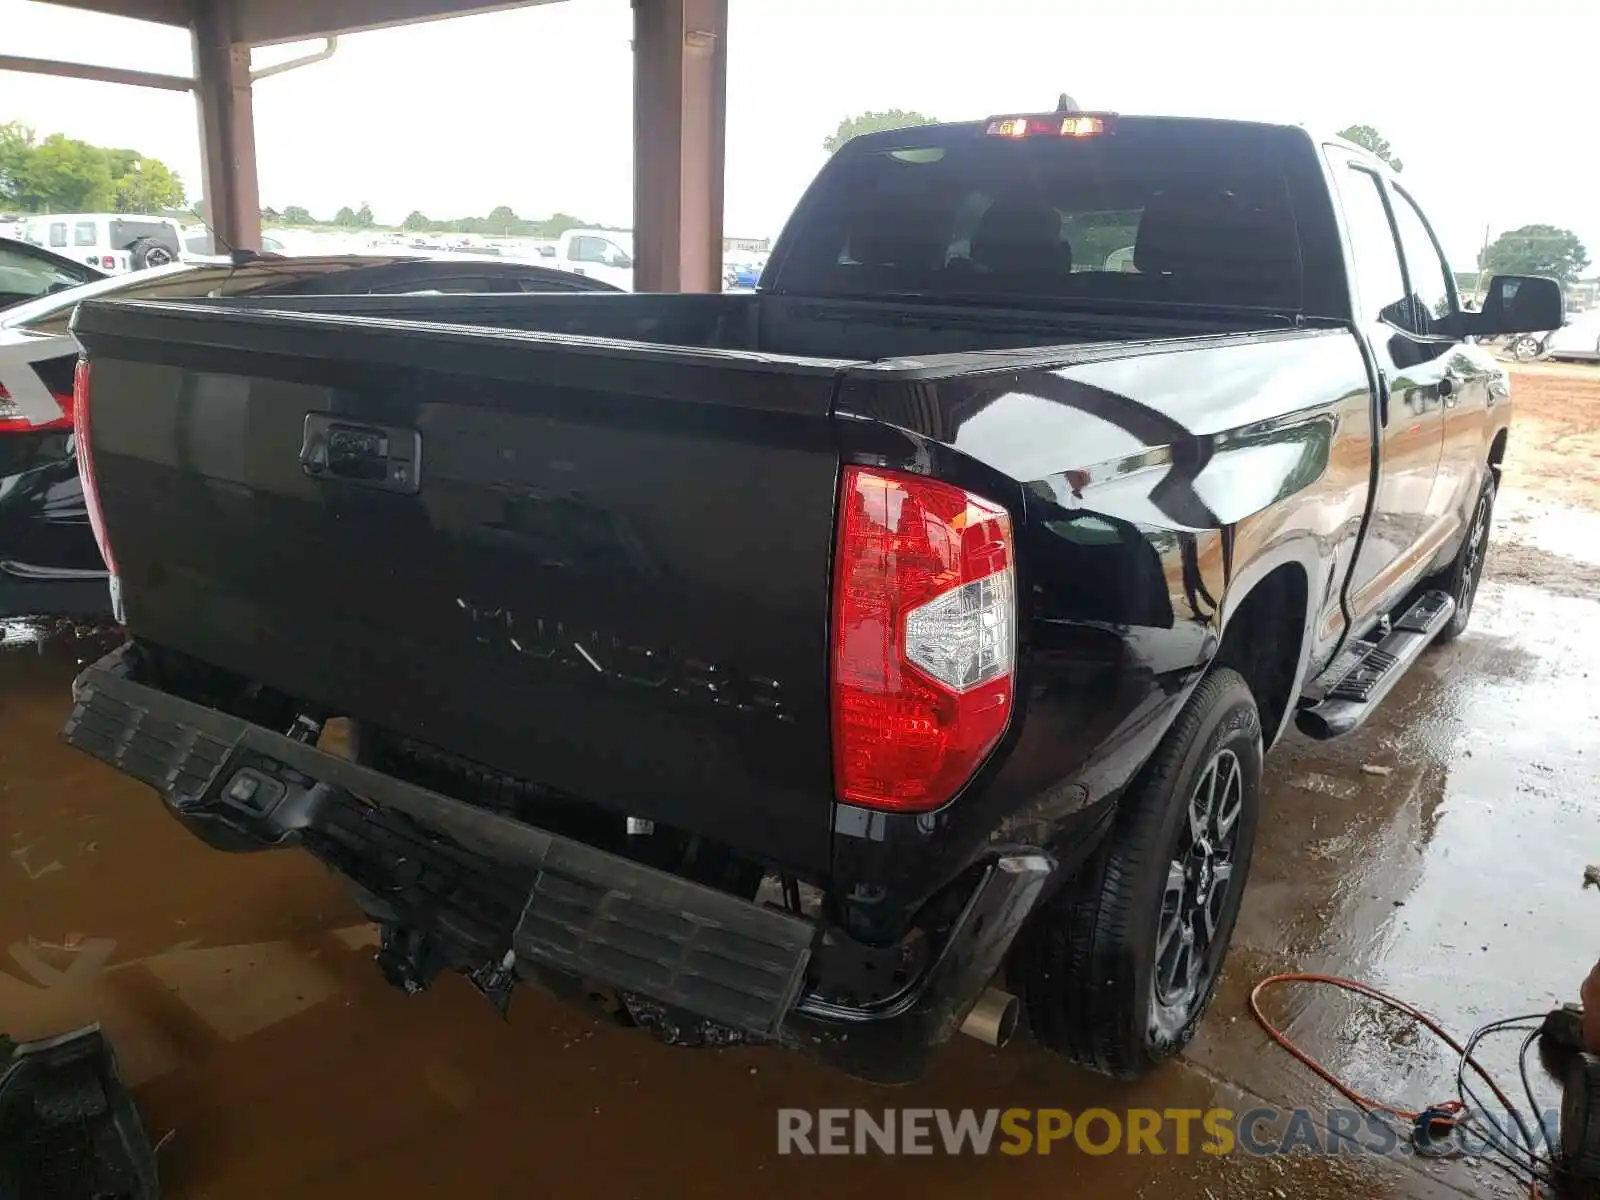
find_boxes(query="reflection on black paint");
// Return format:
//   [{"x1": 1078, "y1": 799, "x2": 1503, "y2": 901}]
[
  {"x1": 1027, "y1": 491, "x2": 1174, "y2": 628},
  {"x1": 466, "y1": 490, "x2": 666, "y2": 587}
]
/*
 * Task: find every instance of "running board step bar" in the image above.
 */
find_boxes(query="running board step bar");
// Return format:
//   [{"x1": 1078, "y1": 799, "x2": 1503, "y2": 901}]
[{"x1": 1295, "y1": 590, "x2": 1455, "y2": 740}]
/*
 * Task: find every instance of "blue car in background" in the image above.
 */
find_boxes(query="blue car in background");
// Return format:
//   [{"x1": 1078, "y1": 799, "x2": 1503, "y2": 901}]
[{"x1": 723, "y1": 257, "x2": 766, "y2": 290}]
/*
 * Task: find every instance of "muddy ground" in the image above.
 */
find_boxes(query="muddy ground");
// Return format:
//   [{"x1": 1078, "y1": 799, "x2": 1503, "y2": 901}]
[{"x1": 2, "y1": 363, "x2": 1597, "y2": 1199}]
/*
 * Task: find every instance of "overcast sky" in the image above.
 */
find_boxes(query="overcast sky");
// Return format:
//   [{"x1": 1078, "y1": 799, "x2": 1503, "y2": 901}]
[{"x1": 3, "y1": 0, "x2": 1598, "y2": 271}]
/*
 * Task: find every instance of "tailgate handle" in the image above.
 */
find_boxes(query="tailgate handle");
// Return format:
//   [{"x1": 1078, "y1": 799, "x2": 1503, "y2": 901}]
[{"x1": 300, "y1": 414, "x2": 421, "y2": 495}]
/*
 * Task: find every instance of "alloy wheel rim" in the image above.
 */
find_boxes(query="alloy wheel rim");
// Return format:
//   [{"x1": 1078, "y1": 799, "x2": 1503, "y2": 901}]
[{"x1": 1152, "y1": 748, "x2": 1243, "y2": 1030}]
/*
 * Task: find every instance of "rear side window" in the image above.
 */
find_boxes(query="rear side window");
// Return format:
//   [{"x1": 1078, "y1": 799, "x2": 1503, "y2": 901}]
[
  {"x1": 74, "y1": 222, "x2": 99, "y2": 247},
  {"x1": 771, "y1": 121, "x2": 1305, "y2": 311},
  {"x1": 1328, "y1": 163, "x2": 1407, "y2": 329},
  {"x1": 1387, "y1": 185, "x2": 1456, "y2": 337},
  {"x1": 48, "y1": 223, "x2": 68, "y2": 248}
]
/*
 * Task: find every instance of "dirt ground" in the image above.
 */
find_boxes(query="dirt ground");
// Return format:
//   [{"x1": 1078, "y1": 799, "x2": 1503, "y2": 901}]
[
  {"x1": 1, "y1": 362, "x2": 1597, "y2": 1199},
  {"x1": 1488, "y1": 360, "x2": 1600, "y2": 603},
  {"x1": 1496, "y1": 360, "x2": 1600, "y2": 504}
]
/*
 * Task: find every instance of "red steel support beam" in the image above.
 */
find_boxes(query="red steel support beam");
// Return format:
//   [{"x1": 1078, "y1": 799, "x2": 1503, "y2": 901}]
[
  {"x1": 34, "y1": 0, "x2": 191, "y2": 26},
  {"x1": 632, "y1": 0, "x2": 726, "y2": 293},
  {"x1": 191, "y1": 1, "x2": 261, "y2": 252},
  {"x1": 0, "y1": 54, "x2": 192, "y2": 92}
]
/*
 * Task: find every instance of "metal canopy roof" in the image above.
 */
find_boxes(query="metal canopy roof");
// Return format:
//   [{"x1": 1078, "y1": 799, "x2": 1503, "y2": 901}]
[
  {"x1": 39, "y1": 0, "x2": 565, "y2": 47},
  {"x1": 18, "y1": 0, "x2": 727, "y2": 292}
]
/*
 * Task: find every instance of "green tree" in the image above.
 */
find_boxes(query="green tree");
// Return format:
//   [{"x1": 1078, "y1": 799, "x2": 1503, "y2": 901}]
[
  {"x1": 355, "y1": 201, "x2": 375, "y2": 229},
  {"x1": 1337, "y1": 124, "x2": 1403, "y2": 172},
  {"x1": 540, "y1": 211, "x2": 583, "y2": 238},
  {"x1": 486, "y1": 204, "x2": 519, "y2": 233},
  {"x1": 822, "y1": 109, "x2": 937, "y2": 154},
  {"x1": 402, "y1": 210, "x2": 432, "y2": 232},
  {"x1": 114, "y1": 156, "x2": 184, "y2": 213},
  {"x1": 102, "y1": 147, "x2": 138, "y2": 181},
  {"x1": 280, "y1": 204, "x2": 313, "y2": 225},
  {"x1": 333, "y1": 205, "x2": 358, "y2": 228},
  {"x1": 0, "y1": 122, "x2": 35, "y2": 206},
  {"x1": 19, "y1": 133, "x2": 115, "y2": 211},
  {"x1": 1481, "y1": 225, "x2": 1590, "y2": 284}
]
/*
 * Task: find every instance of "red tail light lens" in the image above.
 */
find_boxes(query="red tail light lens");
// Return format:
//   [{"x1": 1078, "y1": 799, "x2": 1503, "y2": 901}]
[
  {"x1": 72, "y1": 359, "x2": 118, "y2": 575},
  {"x1": 0, "y1": 384, "x2": 73, "y2": 433},
  {"x1": 831, "y1": 466, "x2": 1016, "y2": 812}
]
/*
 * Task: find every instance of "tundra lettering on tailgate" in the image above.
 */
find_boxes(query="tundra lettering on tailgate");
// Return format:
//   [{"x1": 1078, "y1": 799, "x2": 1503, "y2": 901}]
[{"x1": 455, "y1": 597, "x2": 791, "y2": 722}]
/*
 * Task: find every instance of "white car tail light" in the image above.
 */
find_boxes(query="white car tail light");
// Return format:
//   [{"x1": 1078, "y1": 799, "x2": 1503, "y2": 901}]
[{"x1": 0, "y1": 384, "x2": 73, "y2": 433}]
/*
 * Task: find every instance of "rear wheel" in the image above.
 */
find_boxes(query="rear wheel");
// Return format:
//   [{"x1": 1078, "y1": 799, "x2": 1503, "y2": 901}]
[
  {"x1": 1432, "y1": 471, "x2": 1496, "y2": 644},
  {"x1": 1509, "y1": 334, "x2": 1542, "y2": 361},
  {"x1": 1012, "y1": 668, "x2": 1262, "y2": 1078}
]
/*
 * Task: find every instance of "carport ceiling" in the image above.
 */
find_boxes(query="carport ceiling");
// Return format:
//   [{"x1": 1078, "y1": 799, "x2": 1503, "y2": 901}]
[{"x1": 42, "y1": 0, "x2": 567, "y2": 47}]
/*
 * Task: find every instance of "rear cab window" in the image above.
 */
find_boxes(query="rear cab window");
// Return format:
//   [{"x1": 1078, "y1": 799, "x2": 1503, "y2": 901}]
[{"x1": 769, "y1": 118, "x2": 1306, "y2": 313}]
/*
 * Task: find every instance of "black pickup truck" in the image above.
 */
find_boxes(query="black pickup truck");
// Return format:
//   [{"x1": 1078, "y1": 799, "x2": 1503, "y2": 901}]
[{"x1": 62, "y1": 112, "x2": 1560, "y2": 1083}]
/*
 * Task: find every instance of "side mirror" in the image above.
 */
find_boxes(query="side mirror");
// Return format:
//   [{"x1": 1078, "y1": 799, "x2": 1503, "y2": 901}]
[{"x1": 1468, "y1": 274, "x2": 1565, "y2": 337}]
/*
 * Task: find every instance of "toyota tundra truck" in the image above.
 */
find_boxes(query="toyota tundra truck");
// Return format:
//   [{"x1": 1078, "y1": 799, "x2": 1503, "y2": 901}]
[{"x1": 59, "y1": 111, "x2": 1561, "y2": 1083}]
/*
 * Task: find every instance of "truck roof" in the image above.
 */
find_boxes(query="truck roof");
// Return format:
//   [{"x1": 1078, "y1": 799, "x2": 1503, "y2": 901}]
[{"x1": 843, "y1": 112, "x2": 1393, "y2": 174}]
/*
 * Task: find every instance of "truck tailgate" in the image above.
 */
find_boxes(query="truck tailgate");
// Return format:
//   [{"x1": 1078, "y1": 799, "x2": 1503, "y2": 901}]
[{"x1": 72, "y1": 300, "x2": 845, "y2": 875}]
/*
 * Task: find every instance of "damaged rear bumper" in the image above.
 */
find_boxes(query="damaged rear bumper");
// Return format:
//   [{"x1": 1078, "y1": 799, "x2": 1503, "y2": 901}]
[{"x1": 61, "y1": 647, "x2": 1051, "y2": 1083}]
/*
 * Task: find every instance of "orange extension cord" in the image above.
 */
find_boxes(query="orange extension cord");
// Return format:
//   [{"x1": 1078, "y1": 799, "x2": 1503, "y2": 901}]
[{"x1": 1248, "y1": 972, "x2": 1545, "y2": 1197}]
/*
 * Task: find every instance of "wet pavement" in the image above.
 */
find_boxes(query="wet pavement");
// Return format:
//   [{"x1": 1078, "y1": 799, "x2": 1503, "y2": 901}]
[{"x1": 3, "y1": 526, "x2": 1597, "y2": 1197}]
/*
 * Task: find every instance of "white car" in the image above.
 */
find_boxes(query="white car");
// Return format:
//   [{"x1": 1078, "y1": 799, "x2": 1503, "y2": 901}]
[
  {"x1": 182, "y1": 228, "x2": 288, "y2": 257},
  {"x1": 551, "y1": 228, "x2": 634, "y2": 291},
  {"x1": 19, "y1": 213, "x2": 185, "y2": 274},
  {"x1": 1542, "y1": 309, "x2": 1600, "y2": 362},
  {"x1": 0, "y1": 235, "x2": 105, "y2": 312}
]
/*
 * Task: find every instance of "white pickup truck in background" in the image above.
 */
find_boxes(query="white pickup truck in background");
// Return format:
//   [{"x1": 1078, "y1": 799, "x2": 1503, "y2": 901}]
[{"x1": 547, "y1": 227, "x2": 634, "y2": 290}]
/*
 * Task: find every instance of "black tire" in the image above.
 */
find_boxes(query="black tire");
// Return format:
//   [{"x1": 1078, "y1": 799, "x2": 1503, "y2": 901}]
[
  {"x1": 127, "y1": 237, "x2": 175, "y2": 270},
  {"x1": 1510, "y1": 334, "x2": 1542, "y2": 362},
  {"x1": 1012, "y1": 668, "x2": 1262, "y2": 1078},
  {"x1": 1432, "y1": 471, "x2": 1496, "y2": 644}
]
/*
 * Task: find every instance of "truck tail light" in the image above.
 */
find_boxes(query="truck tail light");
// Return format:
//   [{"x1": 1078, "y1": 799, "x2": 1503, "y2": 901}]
[
  {"x1": 984, "y1": 114, "x2": 1107, "y2": 138},
  {"x1": 831, "y1": 466, "x2": 1015, "y2": 812},
  {"x1": 72, "y1": 359, "x2": 119, "y2": 576},
  {"x1": 0, "y1": 384, "x2": 73, "y2": 433}
]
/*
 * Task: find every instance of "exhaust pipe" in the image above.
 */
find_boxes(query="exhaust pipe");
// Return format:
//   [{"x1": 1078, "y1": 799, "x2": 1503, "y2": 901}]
[{"x1": 960, "y1": 987, "x2": 1020, "y2": 1048}]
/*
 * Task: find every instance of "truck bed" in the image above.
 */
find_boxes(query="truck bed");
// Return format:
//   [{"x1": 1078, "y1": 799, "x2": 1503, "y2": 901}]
[{"x1": 135, "y1": 289, "x2": 1263, "y2": 360}]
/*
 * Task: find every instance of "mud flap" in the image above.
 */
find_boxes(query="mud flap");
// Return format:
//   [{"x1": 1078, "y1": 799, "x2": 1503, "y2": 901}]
[{"x1": 0, "y1": 1025, "x2": 159, "y2": 1200}]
